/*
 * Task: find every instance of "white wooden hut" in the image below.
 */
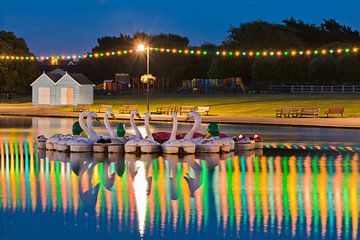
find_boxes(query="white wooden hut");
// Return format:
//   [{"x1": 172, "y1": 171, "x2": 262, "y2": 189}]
[{"x1": 31, "y1": 69, "x2": 94, "y2": 106}]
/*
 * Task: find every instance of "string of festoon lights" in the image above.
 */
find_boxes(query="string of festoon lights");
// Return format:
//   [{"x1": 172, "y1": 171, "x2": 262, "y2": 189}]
[{"x1": 0, "y1": 46, "x2": 359, "y2": 61}]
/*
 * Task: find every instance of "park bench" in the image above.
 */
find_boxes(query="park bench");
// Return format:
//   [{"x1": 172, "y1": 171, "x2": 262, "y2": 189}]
[
  {"x1": 118, "y1": 104, "x2": 138, "y2": 114},
  {"x1": 97, "y1": 105, "x2": 113, "y2": 113},
  {"x1": 325, "y1": 107, "x2": 344, "y2": 117},
  {"x1": 300, "y1": 107, "x2": 319, "y2": 117},
  {"x1": 275, "y1": 107, "x2": 301, "y2": 117},
  {"x1": 196, "y1": 106, "x2": 211, "y2": 115},
  {"x1": 179, "y1": 106, "x2": 197, "y2": 115},
  {"x1": 156, "y1": 105, "x2": 177, "y2": 115},
  {"x1": 73, "y1": 105, "x2": 90, "y2": 112}
]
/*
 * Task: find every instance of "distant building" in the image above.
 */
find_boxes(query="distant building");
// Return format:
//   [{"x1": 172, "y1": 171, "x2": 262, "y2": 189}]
[{"x1": 30, "y1": 69, "x2": 94, "y2": 106}]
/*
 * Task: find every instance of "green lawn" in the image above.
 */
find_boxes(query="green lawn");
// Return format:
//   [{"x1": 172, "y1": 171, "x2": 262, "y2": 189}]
[
  {"x1": 2, "y1": 94, "x2": 360, "y2": 117},
  {"x1": 70, "y1": 94, "x2": 360, "y2": 117}
]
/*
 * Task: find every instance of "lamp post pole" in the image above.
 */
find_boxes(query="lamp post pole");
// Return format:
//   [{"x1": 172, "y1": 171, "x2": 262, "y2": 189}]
[{"x1": 146, "y1": 47, "x2": 150, "y2": 112}]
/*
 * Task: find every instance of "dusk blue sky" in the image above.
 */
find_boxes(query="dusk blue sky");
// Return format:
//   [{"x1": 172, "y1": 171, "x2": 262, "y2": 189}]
[{"x1": 1, "y1": 0, "x2": 359, "y2": 55}]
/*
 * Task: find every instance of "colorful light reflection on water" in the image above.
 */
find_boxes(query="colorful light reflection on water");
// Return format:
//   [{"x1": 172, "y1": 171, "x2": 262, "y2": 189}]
[{"x1": 0, "y1": 136, "x2": 359, "y2": 239}]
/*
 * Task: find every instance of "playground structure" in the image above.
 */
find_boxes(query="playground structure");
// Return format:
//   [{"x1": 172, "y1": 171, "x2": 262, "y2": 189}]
[
  {"x1": 96, "y1": 73, "x2": 171, "y2": 95},
  {"x1": 179, "y1": 77, "x2": 246, "y2": 94}
]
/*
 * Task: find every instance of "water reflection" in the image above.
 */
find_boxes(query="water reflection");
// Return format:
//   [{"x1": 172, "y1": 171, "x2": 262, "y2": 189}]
[{"x1": 1, "y1": 137, "x2": 360, "y2": 239}]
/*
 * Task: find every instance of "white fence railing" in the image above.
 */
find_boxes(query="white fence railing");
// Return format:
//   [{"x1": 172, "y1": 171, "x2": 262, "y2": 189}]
[{"x1": 270, "y1": 85, "x2": 360, "y2": 93}]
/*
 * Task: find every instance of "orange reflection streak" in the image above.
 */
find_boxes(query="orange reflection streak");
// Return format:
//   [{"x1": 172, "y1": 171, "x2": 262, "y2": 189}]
[
  {"x1": 39, "y1": 155, "x2": 47, "y2": 212},
  {"x1": 60, "y1": 162, "x2": 68, "y2": 214},
  {"x1": 29, "y1": 141, "x2": 36, "y2": 212},
  {"x1": 350, "y1": 155, "x2": 358, "y2": 240},
  {"x1": 274, "y1": 156, "x2": 283, "y2": 234},
  {"x1": 71, "y1": 166, "x2": 79, "y2": 217},
  {"x1": 288, "y1": 156, "x2": 298, "y2": 236},
  {"x1": 115, "y1": 175, "x2": 123, "y2": 230},
  {"x1": 246, "y1": 155, "x2": 255, "y2": 233},
  {"x1": 318, "y1": 155, "x2": 328, "y2": 238},
  {"x1": 192, "y1": 159, "x2": 203, "y2": 232},
  {"x1": 303, "y1": 156, "x2": 312, "y2": 237},
  {"x1": 10, "y1": 140, "x2": 16, "y2": 211},
  {"x1": 182, "y1": 162, "x2": 191, "y2": 233},
  {"x1": 260, "y1": 156, "x2": 269, "y2": 232},
  {"x1": 232, "y1": 156, "x2": 241, "y2": 234},
  {"x1": 94, "y1": 164, "x2": 101, "y2": 220},
  {"x1": 158, "y1": 157, "x2": 167, "y2": 234},
  {"x1": 334, "y1": 155, "x2": 343, "y2": 239}
]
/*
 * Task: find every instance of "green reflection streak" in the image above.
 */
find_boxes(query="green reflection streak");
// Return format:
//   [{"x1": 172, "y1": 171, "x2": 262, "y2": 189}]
[
  {"x1": 154, "y1": 160, "x2": 161, "y2": 231},
  {"x1": 240, "y1": 156, "x2": 247, "y2": 225},
  {"x1": 227, "y1": 157, "x2": 234, "y2": 232},
  {"x1": 267, "y1": 157, "x2": 275, "y2": 229},
  {"x1": 55, "y1": 161, "x2": 61, "y2": 212},
  {"x1": 110, "y1": 162, "x2": 116, "y2": 217},
  {"x1": 201, "y1": 160, "x2": 209, "y2": 228},
  {"x1": 343, "y1": 155, "x2": 351, "y2": 239},
  {"x1": 311, "y1": 156, "x2": 319, "y2": 235},
  {"x1": 99, "y1": 163, "x2": 105, "y2": 216},
  {"x1": 296, "y1": 156, "x2": 304, "y2": 233},
  {"x1": 282, "y1": 156, "x2": 290, "y2": 227},
  {"x1": 213, "y1": 165, "x2": 220, "y2": 227},
  {"x1": 164, "y1": 160, "x2": 171, "y2": 226},
  {"x1": 327, "y1": 156, "x2": 335, "y2": 237},
  {"x1": 253, "y1": 156, "x2": 261, "y2": 230},
  {"x1": 176, "y1": 162, "x2": 183, "y2": 231}
]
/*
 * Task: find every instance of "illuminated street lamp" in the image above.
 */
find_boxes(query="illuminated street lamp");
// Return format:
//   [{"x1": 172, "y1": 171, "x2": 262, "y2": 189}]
[{"x1": 137, "y1": 44, "x2": 151, "y2": 112}]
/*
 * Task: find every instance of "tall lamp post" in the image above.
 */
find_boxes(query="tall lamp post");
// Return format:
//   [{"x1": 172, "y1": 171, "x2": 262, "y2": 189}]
[{"x1": 137, "y1": 44, "x2": 150, "y2": 112}]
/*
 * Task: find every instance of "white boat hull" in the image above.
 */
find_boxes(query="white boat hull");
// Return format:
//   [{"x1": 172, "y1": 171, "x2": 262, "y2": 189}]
[
  {"x1": 93, "y1": 144, "x2": 107, "y2": 153},
  {"x1": 108, "y1": 144, "x2": 124, "y2": 153},
  {"x1": 46, "y1": 142, "x2": 55, "y2": 150},
  {"x1": 235, "y1": 141, "x2": 256, "y2": 151},
  {"x1": 56, "y1": 143, "x2": 70, "y2": 152},
  {"x1": 162, "y1": 146, "x2": 196, "y2": 154},
  {"x1": 196, "y1": 144, "x2": 221, "y2": 153},
  {"x1": 70, "y1": 144, "x2": 93, "y2": 152}
]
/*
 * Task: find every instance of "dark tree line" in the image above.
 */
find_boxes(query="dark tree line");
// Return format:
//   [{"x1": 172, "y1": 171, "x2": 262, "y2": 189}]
[
  {"x1": 0, "y1": 31, "x2": 38, "y2": 97},
  {"x1": 1, "y1": 18, "x2": 360, "y2": 94}
]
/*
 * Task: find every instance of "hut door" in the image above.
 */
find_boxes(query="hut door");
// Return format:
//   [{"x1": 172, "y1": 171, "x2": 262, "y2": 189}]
[
  {"x1": 60, "y1": 87, "x2": 74, "y2": 105},
  {"x1": 38, "y1": 87, "x2": 50, "y2": 104}
]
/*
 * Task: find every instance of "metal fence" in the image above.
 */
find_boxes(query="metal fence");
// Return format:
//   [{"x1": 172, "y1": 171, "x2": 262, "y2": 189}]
[{"x1": 270, "y1": 85, "x2": 360, "y2": 93}]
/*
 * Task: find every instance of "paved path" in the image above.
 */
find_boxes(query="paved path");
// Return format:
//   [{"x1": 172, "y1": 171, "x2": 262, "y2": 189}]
[{"x1": 0, "y1": 106, "x2": 359, "y2": 128}]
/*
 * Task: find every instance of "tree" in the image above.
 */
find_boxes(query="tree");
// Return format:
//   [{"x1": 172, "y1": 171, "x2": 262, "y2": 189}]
[
  {"x1": 224, "y1": 21, "x2": 304, "y2": 50},
  {"x1": 0, "y1": 31, "x2": 38, "y2": 97}
]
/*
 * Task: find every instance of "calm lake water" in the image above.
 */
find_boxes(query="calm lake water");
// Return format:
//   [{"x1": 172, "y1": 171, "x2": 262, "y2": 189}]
[{"x1": 0, "y1": 116, "x2": 359, "y2": 239}]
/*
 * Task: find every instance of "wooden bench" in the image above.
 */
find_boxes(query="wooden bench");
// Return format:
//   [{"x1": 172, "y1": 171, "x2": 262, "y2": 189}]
[
  {"x1": 276, "y1": 107, "x2": 301, "y2": 117},
  {"x1": 196, "y1": 106, "x2": 211, "y2": 115},
  {"x1": 156, "y1": 105, "x2": 177, "y2": 115},
  {"x1": 300, "y1": 107, "x2": 319, "y2": 117},
  {"x1": 179, "y1": 106, "x2": 196, "y2": 115},
  {"x1": 325, "y1": 107, "x2": 344, "y2": 117},
  {"x1": 97, "y1": 105, "x2": 112, "y2": 113},
  {"x1": 73, "y1": 105, "x2": 90, "y2": 112},
  {"x1": 118, "y1": 105, "x2": 138, "y2": 114}
]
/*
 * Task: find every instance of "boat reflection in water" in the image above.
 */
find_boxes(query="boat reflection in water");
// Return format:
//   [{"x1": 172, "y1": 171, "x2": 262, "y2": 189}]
[{"x1": 1, "y1": 136, "x2": 360, "y2": 239}]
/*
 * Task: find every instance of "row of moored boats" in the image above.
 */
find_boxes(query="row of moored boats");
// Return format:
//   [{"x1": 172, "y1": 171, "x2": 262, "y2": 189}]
[{"x1": 37, "y1": 110, "x2": 263, "y2": 154}]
